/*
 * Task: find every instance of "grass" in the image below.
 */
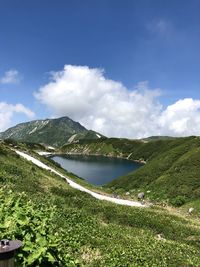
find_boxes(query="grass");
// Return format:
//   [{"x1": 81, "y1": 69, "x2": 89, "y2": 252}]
[
  {"x1": 0, "y1": 141, "x2": 200, "y2": 266},
  {"x1": 60, "y1": 136, "x2": 200, "y2": 205}
]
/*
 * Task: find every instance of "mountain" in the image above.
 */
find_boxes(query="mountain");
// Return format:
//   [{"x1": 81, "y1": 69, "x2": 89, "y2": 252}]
[{"x1": 0, "y1": 116, "x2": 104, "y2": 147}]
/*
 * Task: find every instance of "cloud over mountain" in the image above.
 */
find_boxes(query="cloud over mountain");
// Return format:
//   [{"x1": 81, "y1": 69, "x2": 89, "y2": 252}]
[
  {"x1": 35, "y1": 65, "x2": 200, "y2": 138},
  {"x1": 0, "y1": 102, "x2": 35, "y2": 132}
]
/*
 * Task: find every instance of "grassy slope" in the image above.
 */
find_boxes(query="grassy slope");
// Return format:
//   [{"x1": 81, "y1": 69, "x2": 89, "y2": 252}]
[
  {"x1": 61, "y1": 137, "x2": 200, "y2": 206},
  {"x1": 107, "y1": 137, "x2": 200, "y2": 204},
  {"x1": 0, "y1": 141, "x2": 200, "y2": 266}
]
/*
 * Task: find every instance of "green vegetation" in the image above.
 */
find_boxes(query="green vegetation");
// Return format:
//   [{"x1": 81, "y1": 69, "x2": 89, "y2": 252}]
[
  {"x1": 141, "y1": 136, "x2": 177, "y2": 141},
  {"x1": 0, "y1": 189, "x2": 68, "y2": 266},
  {"x1": 61, "y1": 136, "x2": 200, "y2": 205},
  {"x1": 107, "y1": 136, "x2": 200, "y2": 204},
  {"x1": 0, "y1": 141, "x2": 200, "y2": 266},
  {"x1": 2, "y1": 116, "x2": 199, "y2": 206},
  {"x1": 0, "y1": 116, "x2": 103, "y2": 147}
]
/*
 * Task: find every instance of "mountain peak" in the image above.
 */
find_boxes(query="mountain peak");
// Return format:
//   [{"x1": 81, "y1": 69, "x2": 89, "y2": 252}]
[{"x1": 0, "y1": 116, "x2": 103, "y2": 147}]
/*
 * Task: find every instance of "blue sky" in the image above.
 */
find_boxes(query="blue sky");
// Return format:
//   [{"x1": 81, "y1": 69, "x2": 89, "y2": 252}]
[{"x1": 1, "y1": 0, "x2": 200, "y2": 137}]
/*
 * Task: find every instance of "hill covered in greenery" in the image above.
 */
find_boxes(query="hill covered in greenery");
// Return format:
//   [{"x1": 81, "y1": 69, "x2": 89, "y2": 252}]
[
  {"x1": 1, "y1": 141, "x2": 200, "y2": 266},
  {"x1": 0, "y1": 116, "x2": 103, "y2": 147},
  {"x1": 61, "y1": 136, "x2": 200, "y2": 206}
]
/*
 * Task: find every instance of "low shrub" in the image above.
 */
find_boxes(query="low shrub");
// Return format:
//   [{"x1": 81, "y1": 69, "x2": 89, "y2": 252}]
[{"x1": 170, "y1": 195, "x2": 186, "y2": 207}]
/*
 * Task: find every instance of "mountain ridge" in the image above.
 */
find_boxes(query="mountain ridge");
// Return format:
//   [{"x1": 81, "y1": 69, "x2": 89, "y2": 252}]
[{"x1": 0, "y1": 116, "x2": 103, "y2": 147}]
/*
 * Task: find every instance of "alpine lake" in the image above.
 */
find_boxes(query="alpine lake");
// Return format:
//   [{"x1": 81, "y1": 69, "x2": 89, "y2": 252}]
[{"x1": 51, "y1": 154, "x2": 143, "y2": 186}]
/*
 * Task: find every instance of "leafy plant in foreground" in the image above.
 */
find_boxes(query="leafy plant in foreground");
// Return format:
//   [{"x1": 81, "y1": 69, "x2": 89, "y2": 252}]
[{"x1": 0, "y1": 188, "x2": 77, "y2": 266}]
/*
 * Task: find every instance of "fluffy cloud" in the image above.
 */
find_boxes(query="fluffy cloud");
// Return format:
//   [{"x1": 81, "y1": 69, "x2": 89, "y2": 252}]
[
  {"x1": 159, "y1": 99, "x2": 200, "y2": 136},
  {"x1": 0, "y1": 69, "x2": 21, "y2": 84},
  {"x1": 0, "y1": 102, "x2": 35, "y2": 132},
  {"x1": 35, "y1": 65, "x2": 200, "y2": 138}
]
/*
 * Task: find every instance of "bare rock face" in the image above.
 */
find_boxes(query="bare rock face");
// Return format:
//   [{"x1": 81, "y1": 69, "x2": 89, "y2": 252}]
[
  {"x1": 138, "y1": 192, "x2": 145, "y2": 200},
  {"x1": 156, "y1": 233, "x2": 166, "y2": 242},
  {"x1": 188, "y1": 207, "x2": 194, "y2": 214}
]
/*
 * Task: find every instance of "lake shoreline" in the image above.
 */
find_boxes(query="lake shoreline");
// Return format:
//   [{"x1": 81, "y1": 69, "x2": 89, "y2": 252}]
[
  {"x1": 50, "y1": 153, "x2": 143, "y2": 186},
  {"x1": 43, "y1": 151, "x2": 146, "y2": 165}
]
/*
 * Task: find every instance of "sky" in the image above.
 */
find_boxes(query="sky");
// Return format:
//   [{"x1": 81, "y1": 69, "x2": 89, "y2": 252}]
[{"x1": 1, "y1": 0, "x2": 200, "y2": 138}]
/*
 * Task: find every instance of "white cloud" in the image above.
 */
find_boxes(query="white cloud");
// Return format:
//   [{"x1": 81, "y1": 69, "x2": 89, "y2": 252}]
[
  {"x1": 0, "y1": 102, "x2": 35, "y2": 132},
  {"x1": 35, "y1": 65, "x2": 200, "y2": 138},
  {"x1": 0, "y1": 69, "x2": 22, "y2": 84},
  {"x1": 158, "y1": 99, "x2": 200, "y2": 136}
]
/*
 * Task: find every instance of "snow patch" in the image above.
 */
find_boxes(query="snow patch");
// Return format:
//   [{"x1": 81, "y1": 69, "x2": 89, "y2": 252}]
[
  {"x1": 37, "y1": 151, "x2": 52, "y2": 156},
  {"x1": 68, "y1": 134, "x2": 77, "y2": 143},
  {"x1": 29, "y1": 126, "x2": 38, "y2": 135},
  {"x1": 7, "y1": 132, "x2": 14, "y2": 138},
  {"x1": 40, "y1": 120, "x2": 49, "y2": 127},
  {"x1": 96, "y1": 134, "x2": 101, "y2": 138},
  {"x1": 15, "y1": 150, "x2": 147, "y2": 208},
  {"x1": 47, "y1": 146, "x2": 55, "y2": 150},
  {"x1": 35, "y1": 120, "x2": 49, "y2": 127}
]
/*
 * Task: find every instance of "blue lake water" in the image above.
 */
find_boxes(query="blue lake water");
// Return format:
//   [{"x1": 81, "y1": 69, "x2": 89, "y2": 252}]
[{"x1": 51, "y1": 154, "x2": 143, "y2": 186}]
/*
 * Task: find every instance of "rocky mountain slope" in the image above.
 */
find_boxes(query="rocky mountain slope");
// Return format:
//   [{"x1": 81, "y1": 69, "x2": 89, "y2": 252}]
[{"x1": 0, "y1": 116, "x2": 103, "y2": 147}]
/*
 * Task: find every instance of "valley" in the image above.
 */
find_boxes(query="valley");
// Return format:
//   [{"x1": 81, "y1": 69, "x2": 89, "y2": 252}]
[
  {"x1": 1, "y1": 2, "x2": 200, "y2": 266},
  {"x1": 0, "y1": 118, "x2": 200, "y2": 266}
]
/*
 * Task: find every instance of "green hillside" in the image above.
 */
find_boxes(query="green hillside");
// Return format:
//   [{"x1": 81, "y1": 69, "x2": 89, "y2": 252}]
[
  {"x1": 0, "y1": 116, "x2": 103, "y2": 147},
  {"x1": 107, "y1": 136, "x2": 200, "y2": 205},
  {"x1": 1, "y1": 141, "x2": 200, "y2": 266},
  {"x1": 61, "y1": 136, "x2": 200, "y2": 205},
  {"x1": 141, "y1": 136, "x2": 177, "y2": 141}
]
